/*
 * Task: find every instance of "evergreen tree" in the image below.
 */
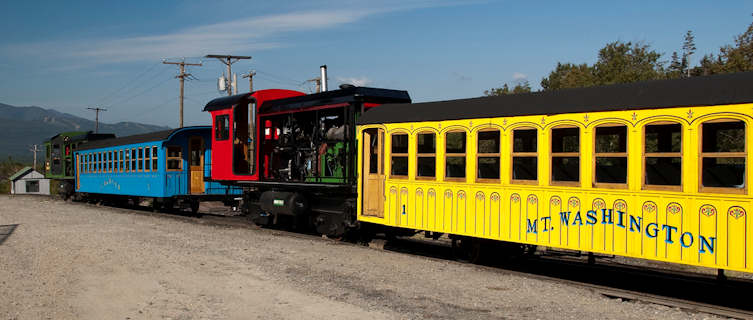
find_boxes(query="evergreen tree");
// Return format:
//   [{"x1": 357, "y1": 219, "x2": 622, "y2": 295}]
[
  {"x1": 692, "y1": 14, "x2": 753, "y2": 75},
  {"x1": 484, "y1": 81, "x2": 532, "y2": 96},
  {"x1": 681, "y1": 30, "x2": 696, "y2": 77},
  {"x1": 668, "y1": 51, "x2": 683, "y2": 78}
]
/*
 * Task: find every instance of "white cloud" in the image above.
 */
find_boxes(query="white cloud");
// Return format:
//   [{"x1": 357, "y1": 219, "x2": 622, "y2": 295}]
[
  {"x1": 336, "y1": 76, "x2": 372, "y2": 87},
  {"x1": 513, "y1": 72, "x2": 527, "y2": 81},
  {"x1": 2, "y1": 1, "x2": 470, "y2": 66}
]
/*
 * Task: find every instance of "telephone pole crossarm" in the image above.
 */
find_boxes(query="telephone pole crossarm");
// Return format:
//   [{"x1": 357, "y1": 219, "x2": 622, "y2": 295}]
[
  {"x1": 163, "y1": 59, "x2": 202, "y2": 128},
  {"x1": 87, "y1": 107, "x2": 107, "y2": 133},
  {"x1": 205, "y1": 54, "x2": 251, "y2": 96},
  {"x1": 242, "y1": 70, "x2": 256, "y2": 92}
]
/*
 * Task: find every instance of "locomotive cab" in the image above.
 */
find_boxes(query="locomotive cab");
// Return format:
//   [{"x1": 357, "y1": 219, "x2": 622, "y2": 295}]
[{"x1": 203, "y1": 89, "x2": 306, "y2": 182}]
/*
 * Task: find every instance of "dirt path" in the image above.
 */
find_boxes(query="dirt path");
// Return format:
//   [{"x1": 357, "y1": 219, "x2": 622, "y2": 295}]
[{"x1": 0, "y1": 195, "x2": 722, "y2": 319}]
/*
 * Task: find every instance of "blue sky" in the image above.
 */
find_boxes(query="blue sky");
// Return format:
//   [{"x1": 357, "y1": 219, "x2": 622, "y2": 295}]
[{"x1": 1, "y1": 0, "x2": 752, "y2": 127}]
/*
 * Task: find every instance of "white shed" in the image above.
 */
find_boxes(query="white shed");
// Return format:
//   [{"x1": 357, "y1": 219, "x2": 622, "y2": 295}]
[{"x1": 9, "y1": 167, "x2": 50, "y2": 195}]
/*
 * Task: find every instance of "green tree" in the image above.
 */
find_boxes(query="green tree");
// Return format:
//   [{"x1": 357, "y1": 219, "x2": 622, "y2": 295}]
[
  {"x1": 668, "y1": 51, "x2": 683, "y2": 78},
  {"x1": 718, "y1": 18, "x2": 753, "y2": 72},
  {"x1": 592, "y1": 41, "x2": 665, "y2": 85},
  {"x1": 539, "y1": 41, "x2": 664, "y2": 91},
  {"x1": 682, "y1": 30, "x2": 696, "y2": 77},
  {"x1": 540, "y1": 63, "x2": 597, "y2": 90},
  {"x1": 0, "y1": 157, "x2": 27, "y2": 194},
  {"x1": 484, "y1": 80, "x2": 532, "y2": 96},
  {"x1": 693, "y1": 15, "x2": 753, "y2": 75}
]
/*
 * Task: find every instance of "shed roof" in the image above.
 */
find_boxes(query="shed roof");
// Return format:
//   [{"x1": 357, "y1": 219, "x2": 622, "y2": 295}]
[
  {"x1": 9, "y1": 167, "x2": 33, "y2": 181},
  {"x1": 357, "y1": 71, "x2": 753, "y2": 125}
]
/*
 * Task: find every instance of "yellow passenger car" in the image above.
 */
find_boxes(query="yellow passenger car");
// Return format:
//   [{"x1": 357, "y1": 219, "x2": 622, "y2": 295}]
[{"x1": 356, "y1": 72, "x2": 753, "y2": 273}]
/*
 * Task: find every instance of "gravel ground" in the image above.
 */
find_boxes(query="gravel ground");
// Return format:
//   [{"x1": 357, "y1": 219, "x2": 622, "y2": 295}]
[{"x1": 0, "y1": 195, "x2": 726, "y2": 320}]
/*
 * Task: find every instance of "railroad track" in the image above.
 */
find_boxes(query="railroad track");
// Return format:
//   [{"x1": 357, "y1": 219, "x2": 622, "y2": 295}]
[{"x1": 75, "y1": 199, "x2": 753, "y2": 319}]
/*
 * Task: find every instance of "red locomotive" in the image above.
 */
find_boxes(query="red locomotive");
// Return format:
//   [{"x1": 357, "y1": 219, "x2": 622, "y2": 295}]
[{"x1": 204, "y1": 81, "x2": 410, "y2": 235}]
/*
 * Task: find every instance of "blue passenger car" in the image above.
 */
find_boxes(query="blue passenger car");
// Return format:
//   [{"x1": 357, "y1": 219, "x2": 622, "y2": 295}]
[{"x1": 74, "y1": 126, "x2": 241, "y2": 211}]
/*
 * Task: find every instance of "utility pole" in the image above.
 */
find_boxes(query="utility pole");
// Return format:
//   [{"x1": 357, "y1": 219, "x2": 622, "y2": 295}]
[
  {"x1": 29, "y1": 145, "x2": 39, "y2": 170},
  {"x1": 304, "y1": 66, "x2": 328, "y2": 93},
  {"x1": 242, "y1": 70, "x2": 256, "y2": 92},
  {"x1": 205, "y1": 54, "x2": 251, "y2": 96},
  {"x1": 163, "y1": 59, "x2": 202, "y2": 128},
  {"x1": 305, "y1": 78, "x2": 322, "y2": 93},
  {"x1": 87, "y1": 107, "x2": 107, "y2": 133}
]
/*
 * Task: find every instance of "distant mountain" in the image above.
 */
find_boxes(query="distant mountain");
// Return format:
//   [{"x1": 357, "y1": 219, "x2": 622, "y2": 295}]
[{"x1": 0, "y1": 103, "x2": 171, "y2": 161}]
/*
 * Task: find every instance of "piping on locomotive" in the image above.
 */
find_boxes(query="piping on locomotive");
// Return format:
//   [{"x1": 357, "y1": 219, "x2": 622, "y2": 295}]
[{"x1": 203, "y1": 85, "x2": 411, "y2": 235}]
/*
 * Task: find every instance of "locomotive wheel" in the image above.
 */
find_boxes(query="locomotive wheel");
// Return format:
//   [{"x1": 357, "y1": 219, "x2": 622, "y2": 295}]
[
  {"x1": 451, "y1": 236, "x2": 483, "y2": 264},
  {"x1": 190, "y1": 200, "x2": 201, "y2": 217}
]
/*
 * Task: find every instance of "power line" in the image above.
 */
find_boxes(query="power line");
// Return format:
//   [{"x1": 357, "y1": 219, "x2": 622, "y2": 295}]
[
  {"x1": 254, "y1": 69, "x2": 303, "y2": 86},
  {"x1": 108, "y1": 76, "x2": 174, "y2": 107},
  {"x1": 95, "y1": 62, "x2": 165, "y2": 105},
  {"x1": 141, "y1": 96, "x2": 178, "y2": 113}
]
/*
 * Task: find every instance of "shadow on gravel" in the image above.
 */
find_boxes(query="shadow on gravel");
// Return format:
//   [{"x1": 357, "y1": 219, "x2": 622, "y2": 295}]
[
  {"x1": 383, "y1": 237, "x2": 753, "y2": 312},
  {"x1": 0, "y1": 224, "x2": 19, "y2": 245}
]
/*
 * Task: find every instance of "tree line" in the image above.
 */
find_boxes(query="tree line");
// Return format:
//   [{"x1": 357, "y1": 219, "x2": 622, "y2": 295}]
[{"x1": 486, "y1": 15, "x2": 753, "y2": 96}]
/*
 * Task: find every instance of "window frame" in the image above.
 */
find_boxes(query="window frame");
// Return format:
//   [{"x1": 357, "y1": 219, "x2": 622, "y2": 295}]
[
  {"x1": 642, "y1": 121, "x2": 683, "y2": 191},
  {"x1": 166, "y1": 146, "x2": 183, "y2": 172},
  {"x1": 152, "y1": 146, "x2": 158, "y2": 172},
  {"x1": 125, "y1": 148, "x2": 130, "y2": 172},
  {"x1": 144, "y1": 146, "x2": 151, "y2": 172},
  {"x1": 510, "y1": 127, "x2": 539, "y2": 185},
  {"x1": 444, "y1": 130, "x2": 467, "y2": 182},
  {"x1": 550, "y1": 125, "x2": 581, "y2": 186},
  {"x1": 389, "y1": 132, "x2": 410, "y2": 179},
  {"x1": 415, "y1": 131, "x2": 436, "y2": 180},
  {"x1": 698, "y1": 118, "x2": 747, "y2": 194},
  {"x1": 592, "y1": 123, "x2": 629, "y2": 189},
  {"x1": 131, "y1": 149, "x2": 137, "y2": 172},
  {"x1": 476, "y1": 129, "x2": 501, "y2": 183},
  {"x1": 138, "y1": 147, "x2": 143, "y2": 172},
  {"x1": 215, "y1": 114, "x2": 230, "y2": 141}
]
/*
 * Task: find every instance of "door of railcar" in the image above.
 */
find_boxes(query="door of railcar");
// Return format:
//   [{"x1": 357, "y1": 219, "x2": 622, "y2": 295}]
[
  {"x1": 189, "y1": 137, "x2": 205, "y2": 194},
  {"x1": 75, "y1": 154, "x2": 80, "y2": 190},
  {"x1": 362, "y1": 128, "x2": 385, "y2": 217}
]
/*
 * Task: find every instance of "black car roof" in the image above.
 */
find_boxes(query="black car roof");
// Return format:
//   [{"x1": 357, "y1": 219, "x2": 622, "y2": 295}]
[
  {"x1": 358, "y1": 72, "x2": 753, "y2": 125},
  {"x1": 77, "y1": 126, "x2": 209, "y2": 151}
]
